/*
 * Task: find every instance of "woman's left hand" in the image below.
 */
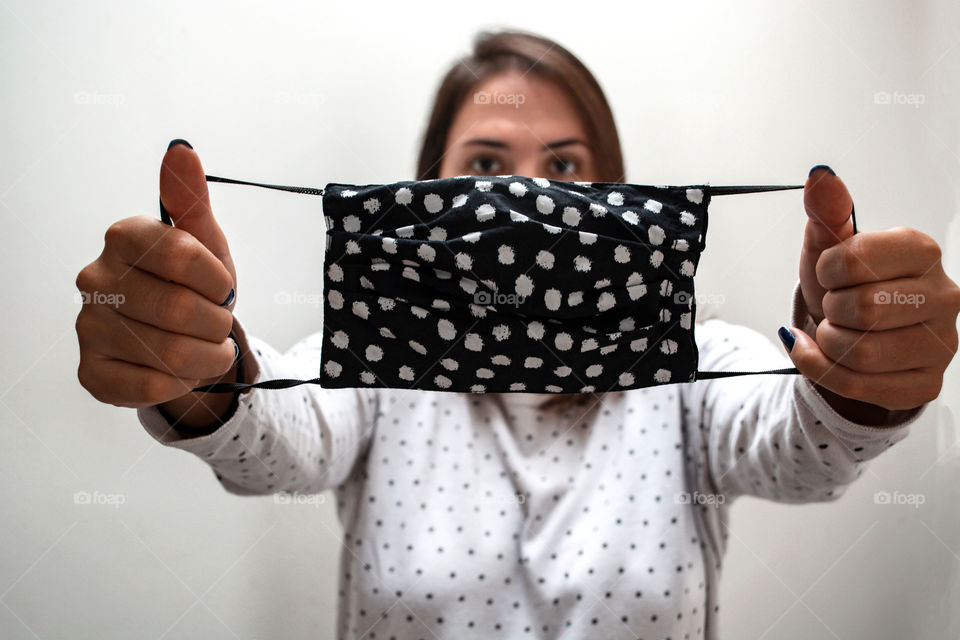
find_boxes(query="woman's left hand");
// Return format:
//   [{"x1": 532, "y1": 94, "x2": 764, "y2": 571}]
[{"x1": 784, "y1": 165, "x2": 960, "y2": 415}]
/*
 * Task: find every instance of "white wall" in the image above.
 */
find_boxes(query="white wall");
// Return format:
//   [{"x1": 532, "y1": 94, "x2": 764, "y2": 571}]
[{"x1": 1, "y1": 1, "x2": 958, "y2": 638}]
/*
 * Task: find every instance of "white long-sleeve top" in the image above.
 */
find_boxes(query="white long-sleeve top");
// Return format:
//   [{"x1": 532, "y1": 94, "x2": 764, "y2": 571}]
[{"x1": 136, "y1": 283, "x2": 924, "y2": 639}]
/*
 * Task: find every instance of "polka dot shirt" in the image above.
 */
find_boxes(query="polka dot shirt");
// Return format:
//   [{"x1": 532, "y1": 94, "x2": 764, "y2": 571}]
[{"x1": 138, "y1": 283, "x2": 923, "y2": 639}]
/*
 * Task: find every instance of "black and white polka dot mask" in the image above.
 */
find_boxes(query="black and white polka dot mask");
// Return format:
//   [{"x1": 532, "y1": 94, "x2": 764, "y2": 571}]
[{"x1": 182, "y1": 174, "x2": 811, "y2": 395}]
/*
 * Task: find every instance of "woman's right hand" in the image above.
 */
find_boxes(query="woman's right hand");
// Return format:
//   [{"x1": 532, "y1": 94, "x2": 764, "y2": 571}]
[{"x1": 75, "y1": 141, "x2": 241, "y2": 427}]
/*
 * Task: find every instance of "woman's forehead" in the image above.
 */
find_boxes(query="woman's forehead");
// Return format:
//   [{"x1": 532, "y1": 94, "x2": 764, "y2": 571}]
[{"x1": 446, "y1": 72, "x2": 589, "y2": 147}]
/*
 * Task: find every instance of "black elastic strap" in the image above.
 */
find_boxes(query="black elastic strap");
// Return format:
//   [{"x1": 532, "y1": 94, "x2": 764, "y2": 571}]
[
  {"x1": 694, "y1": 367, "x2": 799, "y2": 380},
  {"x1": 704, "y1": 184, "x2": 803, "y2": 195},
  {"x1": 159, "y1": 195, "x2": 173, "y2": 226},
  {"x1": 695, "y1": 182, "x2": 858, "y2": 381},
  {"x1": 205, "y1": 174, "x2": 325, "y2": 196},
  {"x1": 194, "y1": 377, "x2": 323, "y2": 393},
  {"x1": 193, "y1": 369, "x2": 805, "y2": 393},
  {"x1": 705, "y1": 183, "x2": 858, "y2": 233}
]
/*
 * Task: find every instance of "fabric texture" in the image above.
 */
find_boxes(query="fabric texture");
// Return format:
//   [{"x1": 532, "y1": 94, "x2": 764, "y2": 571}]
[
  {"x1": 136, "y1": 281, "x2": 925, "y2": 639},
  {"x1": 321, "y1": 176, "x2": 762, "y2": 394}
]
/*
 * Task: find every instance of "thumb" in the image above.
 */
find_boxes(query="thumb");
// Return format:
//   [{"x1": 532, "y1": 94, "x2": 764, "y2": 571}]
[
  {"x1": 800, "y1": 165, "x2": 855, "y2": 324},
  {"x1": 159, "y1": 139, "x2": 231, "y2": 263}
]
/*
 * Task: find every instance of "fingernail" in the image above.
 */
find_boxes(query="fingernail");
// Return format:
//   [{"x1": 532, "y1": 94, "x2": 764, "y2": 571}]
[
  {"x1": 778, "y1": 326, "x2": 795, "y2": 353},
  {"x1": 808, "y1": 164, "x2": 836, "y2": 177},
  {"x1": 221, "y1": 287, "x2": 235, "y2": 307},
  {"x1": 233, "y1": 339, "x2": 241, "y2": 362},
  {"x1": 167, "y1": 138, "x2": 193, "y2": 151}
]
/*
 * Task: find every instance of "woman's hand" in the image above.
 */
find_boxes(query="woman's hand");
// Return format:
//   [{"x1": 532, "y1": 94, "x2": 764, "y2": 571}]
[
  {"x1": 75, "y1": 141, "x2": 241, "y2": 427},
  {"x1": 783, "y1": 165, "x2": 960, "y2": 416}
]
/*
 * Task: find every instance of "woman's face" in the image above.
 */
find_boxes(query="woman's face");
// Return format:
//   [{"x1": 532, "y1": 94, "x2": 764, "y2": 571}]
[
  {"x1": 438, "y1": 70, "x2": 599, "y2": 182},
  {"x1": 439, "y1": 70, "x2": 598, "y2": 408}
]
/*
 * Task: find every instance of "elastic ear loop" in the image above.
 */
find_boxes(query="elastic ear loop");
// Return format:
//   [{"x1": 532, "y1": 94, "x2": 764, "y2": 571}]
[
  {"x1": 693, "y1": 186, "x2": 858, "y2": 382},
  {"x1": 160, "y1": 175, "x2": 326, "y2": 392},
  {"x1": 171, "y1": 178, "x2": 856, "y2": 393},
  {"x1": 160, "y1": 175, "x2": 326, "y2": 225}
]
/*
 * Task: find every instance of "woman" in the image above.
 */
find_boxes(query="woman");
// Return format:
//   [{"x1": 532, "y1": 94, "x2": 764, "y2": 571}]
[{"x1": 75, "y1": 30, "x2": 960, "y2": 639}]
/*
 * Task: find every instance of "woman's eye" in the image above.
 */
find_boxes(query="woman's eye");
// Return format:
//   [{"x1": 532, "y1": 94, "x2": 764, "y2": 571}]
[
  {"x1": 549, "y1": 157, "x2": 577, "y2": 176},
  {"x1": 470, "y1": 157, "x2": 501, "y2": 174}
]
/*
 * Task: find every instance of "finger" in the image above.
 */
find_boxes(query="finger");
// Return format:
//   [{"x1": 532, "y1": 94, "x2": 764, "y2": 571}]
[
  {"x1": 822, "y1": 277, "x2": 933, "y2": 330},
  {"x1": 160, "y1": 140, "x2": 231, "y2": 262},
  {"x1": 106, "y1": 266, "x2": 233, "y2": 341},
  {"x1": 799, "y1": 166, "x2": 855, "y2": 320},
  {"x1": 79, "y1": 356, "x2": 201, "y2": 408},
  {"x1": 815, "y1": 319, "x2": 951, "y2": 373},
  {"x1": 816, "y1": 227, "x2": 943, "y2": 290},
  {"x1": 803, "y1": 166, "x2": 855, "y2": 248},
  {"x1": 90, "y1": 308, "x2": 237, "y2": 380},
  {"x1": 104, "y1": 216, "x2": 234, "y2": 305},
  {"x1": 781, "y1": 326, "x2": 936, "y2": 410}
]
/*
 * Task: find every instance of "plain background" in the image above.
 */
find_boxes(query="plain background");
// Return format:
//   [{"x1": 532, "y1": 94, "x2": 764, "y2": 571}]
[{"x1": 2, "y1": 1, "x2": 959, "y2": 638}]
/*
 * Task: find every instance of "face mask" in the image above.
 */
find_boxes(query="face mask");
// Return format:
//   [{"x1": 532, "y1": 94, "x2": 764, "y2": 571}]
[{"x1": 175, "y1": 174, "x2": 847, "y2": 395}]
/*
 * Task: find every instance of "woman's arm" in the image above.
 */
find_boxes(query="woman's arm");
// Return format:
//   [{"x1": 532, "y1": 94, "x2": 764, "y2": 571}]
[{"x1": 680, "y1": 300, "x2": 925, "y2": 505}]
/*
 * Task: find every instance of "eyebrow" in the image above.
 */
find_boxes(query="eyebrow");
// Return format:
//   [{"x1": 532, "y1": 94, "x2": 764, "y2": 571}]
[{"x1": 463, "y1": 137, "x2": 588, "y2": 151}]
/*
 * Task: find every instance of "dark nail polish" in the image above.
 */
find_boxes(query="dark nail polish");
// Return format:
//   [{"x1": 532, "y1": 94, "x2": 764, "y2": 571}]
[
  {"x1": 167, "y1": 138, "x2": 193, "y2": 151},
  {"x1": 808, "y1": 164, "x2": 836, "y2": 177},
  {"x1": 778, "y1": 326, "x2": 795, "y2": 353},
  {"x1": 233, "y1": 339, "x2": 241, "y2": 362},
  {"x1": 221, "y1": 287, "x2": 235, "y2": 307}
]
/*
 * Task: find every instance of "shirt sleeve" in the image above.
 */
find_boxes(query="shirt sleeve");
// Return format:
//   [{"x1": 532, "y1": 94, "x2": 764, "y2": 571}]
[
  {"x1": 135, "y1": 317, "x2": 380, "y2": 496},
  {"x1": 680, "y1": 280, "x2": 927, "y2": 504}
]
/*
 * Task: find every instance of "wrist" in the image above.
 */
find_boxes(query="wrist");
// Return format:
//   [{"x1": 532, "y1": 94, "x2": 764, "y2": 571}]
[
  {"x1": 157, "y1": 333, "x2": 244, "y2": 433},
  {"x1": 813, "y1": 382, "x2": 918, "y2": 427}
]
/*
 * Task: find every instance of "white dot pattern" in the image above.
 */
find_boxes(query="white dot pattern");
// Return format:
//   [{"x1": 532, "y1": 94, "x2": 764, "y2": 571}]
[
  {"x1": 320, "y1": 176, "x2": 708, "y2": 393},
  {"x1": 136, "y1": 308, "x2": 921, "y2": 640}
]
